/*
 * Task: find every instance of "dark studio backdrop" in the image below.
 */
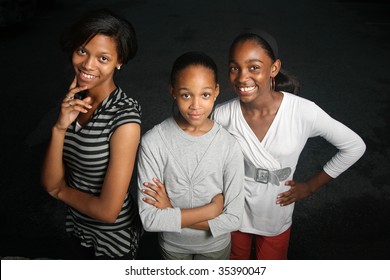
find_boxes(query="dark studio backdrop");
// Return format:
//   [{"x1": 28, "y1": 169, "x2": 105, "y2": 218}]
[{"x1": 0, "y1": 0, "x2": 389, "y2": 260}]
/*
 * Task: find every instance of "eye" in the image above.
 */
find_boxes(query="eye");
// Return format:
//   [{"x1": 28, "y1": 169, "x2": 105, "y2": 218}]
[
  {"x1": 77, "y1": 47, "x2": 87, "y2": 55},
  {"x1": 250, "y1": 65, "x2": 260, "y2": 71},
  {"x1": 202, "y1": 93, "x2": 211, "y2": 98},
  {"x1": 180, "y1": 93, "x2": 191, "y2": 99},
  {"x1": 229, "y1": 66, "x2": 239, "y2": 72},
  {"x1": 100, "y1": 56, "x2": 109, "y2": 63}
]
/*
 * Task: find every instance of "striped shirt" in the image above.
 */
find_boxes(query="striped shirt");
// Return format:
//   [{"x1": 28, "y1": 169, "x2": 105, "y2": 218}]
[{"x1": 63, "y1": 87, "x2": 141, "y2": 258}]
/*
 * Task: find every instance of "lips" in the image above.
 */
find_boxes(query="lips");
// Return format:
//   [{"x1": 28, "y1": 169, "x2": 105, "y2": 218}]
[
  {"x1": 79, "y1": 71, "x2": 97, "y2": 81},
  {"x1": 188, "y1": 113, "x2": 203, "y2": 120},
  {"x1": 237, "y1": 86, "x2": 256, "y2": 94},
  {"x1": 236, "y1": 86, "x2": 256, "y2": 95}
]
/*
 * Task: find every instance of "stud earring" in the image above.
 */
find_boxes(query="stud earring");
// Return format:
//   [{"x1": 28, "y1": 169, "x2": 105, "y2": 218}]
[{"x1": 117, "y1": 65, "x2": 121, "y2": 70}]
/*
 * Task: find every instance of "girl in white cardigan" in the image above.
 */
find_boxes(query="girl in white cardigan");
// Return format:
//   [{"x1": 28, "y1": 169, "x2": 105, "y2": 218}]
[{"x1": 212, "y1": 30, "x2": 366, "y2": 260}]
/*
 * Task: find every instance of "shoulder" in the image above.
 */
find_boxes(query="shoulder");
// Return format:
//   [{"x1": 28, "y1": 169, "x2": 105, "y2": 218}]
[
  {"x1": 141, "y1": 118, "x2": 171, "y2": 146},
  {"x1": 212, "y1": 98, "x2": 240, "y2": 124},
  {"x1": 109, "y1": 88, "x2": 141, "y2": 121},
  {"x1": 214, "y1": 122, "x2": 240, "y2": 147},
  {"x1": 111, "y1": 88, "x2": 141, "y2": 110},
  {"x1": 213, "y1": 123, "x2": 243, "y2": 161},
  {"x1": 282, "y1": 91, "x2": 320, "y2": 116},
  {"x1": 214, "y1": 97, "x2": 240, "y2": 113}
]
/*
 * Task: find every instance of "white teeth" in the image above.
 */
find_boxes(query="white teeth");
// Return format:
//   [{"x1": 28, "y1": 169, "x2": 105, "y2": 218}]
[
  {"x1": 239, "y1": 86, "x2": 255, "y2": 92},
  {"x1": 82, "y1": 72, "x2": 95, "y2": 79}
]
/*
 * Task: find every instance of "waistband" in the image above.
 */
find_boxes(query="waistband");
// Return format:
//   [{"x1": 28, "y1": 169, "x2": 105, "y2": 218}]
[{"x1": 244, "y1": 160, "x2": 291, "y2": 186}]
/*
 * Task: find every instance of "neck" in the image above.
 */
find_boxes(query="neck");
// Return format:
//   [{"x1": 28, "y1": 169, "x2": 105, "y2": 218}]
[
  {"x1": 87, "y1": 83, "x2": 117, "y2": 105},
  {"x1": 241, "y1": 90, "x2": 282, "y2": 116}
]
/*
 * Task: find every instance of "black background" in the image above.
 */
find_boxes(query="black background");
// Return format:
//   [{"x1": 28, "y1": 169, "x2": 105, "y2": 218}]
[{"x1": 0, "y1": 0, "x2": 389, "y2": 259}]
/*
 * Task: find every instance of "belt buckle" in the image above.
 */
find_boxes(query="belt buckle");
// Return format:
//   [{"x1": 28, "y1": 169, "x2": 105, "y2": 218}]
[{"x1": 255, "y1": 168, "x2": 269, "y2": 184}]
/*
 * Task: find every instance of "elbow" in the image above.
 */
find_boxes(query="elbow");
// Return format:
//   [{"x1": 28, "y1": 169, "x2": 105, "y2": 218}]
[
  {"x1": 97, "y1": 210, "x2": 121, "y2": 224},
  {"x1": 231, "y1": 216, "x2": 242, "y2": 231},
  {"x1": 41, "y1": 172, "x2": 62, "y2": 195},
  {"x1": 229, "y1": 210, "x2": 244, "y2": 231},
  {"x1": 41, "y1": 177, "x2": 62, "y2": 199},
  {"x1": 139, "y1": 209, "x2": 173, "y2": 232},
  {"x1": 141, "y1": 222, "x2": 154, "y2": 232},
  {"x1": 354, "y1": 136, "x2": 366, "y2": 159},
  {"x1": 360, "y1": 140, "x2": 367, "y2": 157},
  {"x1": 140, "y1": 215, "x2": 158, "y2": 232},
  {"x1": 41, "y1": 175, "x2": 52, "y2": 193},
  {"x1": 100, "y1": 216, "x2": 118, "y2": 224}
]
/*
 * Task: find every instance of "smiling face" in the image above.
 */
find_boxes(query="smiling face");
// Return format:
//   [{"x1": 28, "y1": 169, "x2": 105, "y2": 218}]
[
  {"x1": 228, "y1": 39, "x2": 280, "y2": 104},
  {"x1": 171, "y1": 65, "x2": 219, "y2": 133},
  {"x1": 72, "y1": 34, "x2": 121, "y2": 94}
]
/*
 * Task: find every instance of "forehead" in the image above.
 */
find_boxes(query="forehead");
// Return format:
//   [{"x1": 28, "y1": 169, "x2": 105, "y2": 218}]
[
  {"x1": 230, "y1": 40, "x2": 270, "y2": 62},
  {"x1": 83, "y1": 34, "x2": 117, "y2": 53},
  {"x1": 177, "y1": 65, "x2": 215, "y2": 79}
]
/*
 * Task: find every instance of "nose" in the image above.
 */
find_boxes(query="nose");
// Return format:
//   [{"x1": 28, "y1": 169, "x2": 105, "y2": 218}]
[
  {"x1": 82, "y1": 56, "x2": 95, "y2": 70},
  {"x1": 190, "y1": 96, "x2": 201, "y2": 109},
  {"x1": 237, "y1": 69, "x2": 249, "y2": 83}
]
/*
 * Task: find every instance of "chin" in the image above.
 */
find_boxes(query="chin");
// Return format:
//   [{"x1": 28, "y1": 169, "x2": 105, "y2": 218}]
[{"x1": 238, "y1": 93, "x2": 253, "y2": 102}]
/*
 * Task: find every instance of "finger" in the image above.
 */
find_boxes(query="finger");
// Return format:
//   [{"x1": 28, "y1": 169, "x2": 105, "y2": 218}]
[
  {"x1": 142, "y1": 197, "x2": 157, "y2": 206},
  {"x1": 62, "y1": 98, "x2": 87, "y2": 110},
  {"x1": 277, "y1": 189, "x2": 290, "y2": 199},
  {"x1": 142, "y1": 189, "x2": 158, "y2": 199},
  {"x1": 279, "y1": 196, "x2": 295, "y2": 206},
  {"x1": 276, "y1": 190, "x2": 291, "y2": 204},
  {"x1": 66, "y1": 85, "x2": 88, "y2": 100},
  {"x1": 284, "y1": 180, "x2": 295, "y2": 186},
  {"x1": 69, "y1": 76, "x2": 78, "y2": 90},
  {"x1": 143, "y1": 182, "x2": 159, "y2": 192},
  {"x1": 64, "y1": 77, "x2": 79, "y2": 99},
  {"x1": 279, "y1": 187, "x2": 298, "y2": 204},
  {"x1": 61, "y1": 99, "x2": 74, "y2": 108},
  {"x1": 152, "y1": 178, "x2": 164, "y2": 187},
  {"x1": 66, "y1": 76, "x2": 87, "y2": 100},
  {"x1": 152, "y1": 178, "x2": 167, "y2": 193}
]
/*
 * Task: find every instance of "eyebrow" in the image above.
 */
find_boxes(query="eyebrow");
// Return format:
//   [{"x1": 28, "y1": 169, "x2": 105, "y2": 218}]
[
  {"x1": 229, "y1": 58, "x2": 264, "y2": 64},
  {"x1": 80, "y1": 46, "x2": 113, "y2": 56}
]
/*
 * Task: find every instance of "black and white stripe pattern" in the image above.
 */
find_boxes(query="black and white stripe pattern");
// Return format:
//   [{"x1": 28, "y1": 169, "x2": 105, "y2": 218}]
[{"x1": 63, "y1": 87, "x2": 141, "y2": 258}]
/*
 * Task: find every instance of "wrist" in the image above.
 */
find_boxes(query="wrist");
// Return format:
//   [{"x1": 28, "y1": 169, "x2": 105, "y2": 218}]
[
  {"x1": 209, "y1": 201, "x2": 221, "y2": 219},
  {"x1": 52, "y1": 125, "x2": 68, "y2": 134}
]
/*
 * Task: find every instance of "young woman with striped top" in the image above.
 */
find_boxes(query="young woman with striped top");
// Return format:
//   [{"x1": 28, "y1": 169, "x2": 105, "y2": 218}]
[{"x1": 41, "y1": 9, "x2": 142, "y2": 259}]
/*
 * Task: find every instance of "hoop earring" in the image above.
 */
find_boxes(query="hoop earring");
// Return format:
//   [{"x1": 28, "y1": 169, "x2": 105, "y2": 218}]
[{"x1": 270, "y1": 77, "x2": 276, "y2": 91}]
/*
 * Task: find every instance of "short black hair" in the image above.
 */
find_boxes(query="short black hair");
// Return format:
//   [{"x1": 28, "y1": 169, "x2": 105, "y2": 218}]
[
  {"x1": 60, "y1": 8, "x2": 137, "y2": 64},
  {"x1": 170, "y1": 51, "x2": 218, "y2": 86}
]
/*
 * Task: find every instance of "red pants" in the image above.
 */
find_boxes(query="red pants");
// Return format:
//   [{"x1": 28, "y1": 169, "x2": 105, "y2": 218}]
[{"x1": 230, "y1": 228, "x2": 291, "y2": 260}]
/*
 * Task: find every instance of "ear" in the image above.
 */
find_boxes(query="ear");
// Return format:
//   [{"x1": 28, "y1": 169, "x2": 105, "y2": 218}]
[
  {"x1": 215, "y1": 83, "x2": 220, "y2": 99},
  {"x1": 169, "y1": 85, "x2": 176, "y2": 99},
  {"x1": 270, "y1": 59, "x2": 281, "y2": 78}
]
